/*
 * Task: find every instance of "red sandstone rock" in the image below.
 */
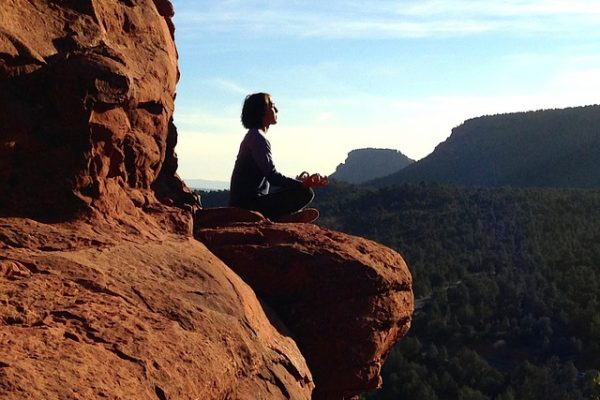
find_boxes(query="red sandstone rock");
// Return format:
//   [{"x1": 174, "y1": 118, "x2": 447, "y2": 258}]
[
  {"x1": 0, "y1": 1, "x2": 414, "y2": 399},
  {"x1": 0, "y1": 218, "x2": 314, "y2": 399},
  {"x1": 196, "y1": 219, "x2": 414, "y2": 399},
  {"x1": 195, "y1": 207, "x2": 267, "y2": 229},
  {"x1": 0, "y1": 1, "x2": 315, "y2": 398},
  {"x1": 0, "y1": 0, "x2": 195, "y2": 220}
]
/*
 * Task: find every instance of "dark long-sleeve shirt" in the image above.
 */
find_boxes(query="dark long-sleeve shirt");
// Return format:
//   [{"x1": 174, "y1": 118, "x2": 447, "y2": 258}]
[{"x1": 229, "y1": 128, "x2": 302, "y2": 207}]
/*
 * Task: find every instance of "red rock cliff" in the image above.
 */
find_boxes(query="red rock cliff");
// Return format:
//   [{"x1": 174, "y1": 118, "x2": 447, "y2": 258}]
[
  {"x1": 0, "y1": 1, "x2": 414, "y2": 399},
  {"x1": 0, "y1": 0, "x2": 194, "y2": 221}
]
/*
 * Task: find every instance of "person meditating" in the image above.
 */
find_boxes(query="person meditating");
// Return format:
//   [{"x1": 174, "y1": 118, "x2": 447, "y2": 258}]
[{"x1": 229, "y1": 92, "x2": 327, "y2": 223}]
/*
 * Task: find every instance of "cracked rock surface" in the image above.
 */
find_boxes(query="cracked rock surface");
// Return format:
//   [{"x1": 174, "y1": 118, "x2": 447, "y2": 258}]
[
  {"x1": 0, "y1": 0, "x2": 314, "y2": 398},
  {"x1": 0, "y1": 218, "x2": 313, "y2": 399},
  {"x1": 0, "y1": 0, "x2": 194, "y2": 220},
  {"x1": 0, "y1": 0, "x2": 413, "y2": 398},
  {"x1": 196, "y1": 211, "x2": 414, "y2": 400}
]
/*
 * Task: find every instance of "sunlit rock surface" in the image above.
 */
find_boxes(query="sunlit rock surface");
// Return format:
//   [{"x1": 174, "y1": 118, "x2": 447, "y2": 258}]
[
  {"x1": 0, "y1": 219, "x2": 314, "y2": 399},
  {"x1": 196, "y1": 208, "x2": 414, "y2": 399}
]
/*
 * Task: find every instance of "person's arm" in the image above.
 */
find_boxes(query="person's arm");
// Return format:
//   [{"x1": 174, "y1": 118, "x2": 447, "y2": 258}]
[{"x1": 249, "y1": 133, "x2": 303, "y2": 188}]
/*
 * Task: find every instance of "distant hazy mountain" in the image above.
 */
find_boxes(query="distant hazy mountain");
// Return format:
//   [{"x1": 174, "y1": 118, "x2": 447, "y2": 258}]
[
  {"x1": 371, "y1": 105, "x2": 600, "y2": 188},
  {"x1": 329, "y1": 148, "x2": 414, "y2": 184},
  {"x1": 184, "y1": 178, "x2": 229, "y2": 191}
]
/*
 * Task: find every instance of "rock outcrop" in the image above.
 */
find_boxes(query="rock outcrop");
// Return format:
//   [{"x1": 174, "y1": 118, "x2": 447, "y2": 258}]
[
  {"x1": 196, "y1": 209, "x2": 414, "y2": 399},
  {"x1": 0, "y1": 1, "x2": 414, "y2": 399},
  {"x1": 330, "y1": 148, "x2": 414, "y2": 184},
  {"x1": 0, "y1": 1, "x2": 313, "y2": 398},
  {"x1": 0, "y1": 0, "x2": 195, "y2": 221},
  {"x1": 0, "y1": 218, "x2": 313, "y2": 399}
]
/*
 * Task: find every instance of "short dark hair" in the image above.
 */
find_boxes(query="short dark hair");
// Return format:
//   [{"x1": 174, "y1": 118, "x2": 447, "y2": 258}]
[{"x1": 241, "y1": 92, "x2": 270, "y2": 129}]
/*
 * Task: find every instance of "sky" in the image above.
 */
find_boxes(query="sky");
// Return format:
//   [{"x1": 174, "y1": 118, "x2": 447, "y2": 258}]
[{"x1": 171, "y1": 0, "x2": 600, "y2": 183}]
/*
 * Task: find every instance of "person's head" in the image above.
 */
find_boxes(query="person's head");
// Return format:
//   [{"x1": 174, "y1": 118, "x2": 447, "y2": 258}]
[{"x1": 241, "y1": 92, "x2": 278, "y2": 130}]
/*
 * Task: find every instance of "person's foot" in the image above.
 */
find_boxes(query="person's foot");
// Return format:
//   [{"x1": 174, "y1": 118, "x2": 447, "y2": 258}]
[{"x1": 276, "y1": 208, "x2": 319, "y2": 223}]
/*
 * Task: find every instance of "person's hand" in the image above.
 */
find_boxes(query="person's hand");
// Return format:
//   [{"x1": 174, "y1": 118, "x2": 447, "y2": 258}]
[{"x1": 297, "y1": 171, "x2": 328, "y2": 188}]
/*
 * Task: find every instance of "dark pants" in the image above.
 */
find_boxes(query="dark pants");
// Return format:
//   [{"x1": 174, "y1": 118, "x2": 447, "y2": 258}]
[{"x1": 247, "y1": 187, "x2": 314, "y2": 220}]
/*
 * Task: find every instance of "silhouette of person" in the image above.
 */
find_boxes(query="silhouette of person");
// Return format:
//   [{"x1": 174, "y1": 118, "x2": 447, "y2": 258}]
[{"x1": 229, "y1": 92, "x2": 327, "y2": 222}]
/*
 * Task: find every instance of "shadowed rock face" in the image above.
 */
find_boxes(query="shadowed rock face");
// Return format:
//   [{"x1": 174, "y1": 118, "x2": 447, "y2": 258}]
[
  {"x1": 195, "y1": 210, "x2": 414, "y2": 400},
  {"x1": 0, "y1": 0, "x2": 194, "y2": 220}
]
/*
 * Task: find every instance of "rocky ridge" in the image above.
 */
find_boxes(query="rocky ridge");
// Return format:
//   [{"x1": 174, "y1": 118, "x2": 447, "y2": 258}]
[
  {"x1": 370, "y1": 106, "x2": 600, "y2": 188},
  {"x1": 330, "y1": 148, "x2": 414, "y2": 184}
]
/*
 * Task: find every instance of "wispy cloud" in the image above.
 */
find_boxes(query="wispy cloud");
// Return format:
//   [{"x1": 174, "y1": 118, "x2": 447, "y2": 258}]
[
  {"x1": 173, "y1": 0, "x2": 600, "y2": 39},
  {"x1": 207, "y1": 78, "x2": 248, "y2": 95},
  {"x1": 174, "y1": 108, "x2": 238, "y2": 134},
  {"x1": 397, "y1": 0, "x2": 600, "y2": 17},
  {"x1": 171, "y1": 0, "x2": 600, "y2": 180}
]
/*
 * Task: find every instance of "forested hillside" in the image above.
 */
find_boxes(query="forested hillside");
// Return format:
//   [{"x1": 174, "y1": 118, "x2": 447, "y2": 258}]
[
  {"x1": 371, "y1": 105, "x2": 600, "y2": 188},
  {"x1": 310, "y1": 182, "x2": 600, "y2": 399}
]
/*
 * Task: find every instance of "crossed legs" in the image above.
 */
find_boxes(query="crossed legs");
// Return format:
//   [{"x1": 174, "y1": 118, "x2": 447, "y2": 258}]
[{"x1": 248, "y1": 187, "x2": 314, "y2": 220}]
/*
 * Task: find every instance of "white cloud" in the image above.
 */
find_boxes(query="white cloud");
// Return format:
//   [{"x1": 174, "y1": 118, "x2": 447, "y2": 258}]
[
  {"x1": 170, "y1": 0, "x2": 600, "y2": 180},
  {"x1": 207, "y1": 78, "x2": 249, "y2": 95},
  {"x1": 173, "y1": 0, "x2": 600, "y2": 39},
  {"x1": 549, "y1": 67, "x2": 600, "y2": 104},
  {"x1": 399, "y1": 0, "x2": 600, "y2": 17}
]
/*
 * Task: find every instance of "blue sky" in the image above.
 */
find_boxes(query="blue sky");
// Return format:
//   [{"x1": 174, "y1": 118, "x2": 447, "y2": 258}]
[{"x1": 171, "y1": 0, "x2": 600, "y2": 182}]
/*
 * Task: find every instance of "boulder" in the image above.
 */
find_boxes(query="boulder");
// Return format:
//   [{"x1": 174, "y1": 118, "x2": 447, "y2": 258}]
[
  {"x1": 196, "y1": 216, "x2": 414, "y2": 399},
  {"x1": 0, "y1": 218, "x2": 314, "y2": 399}
]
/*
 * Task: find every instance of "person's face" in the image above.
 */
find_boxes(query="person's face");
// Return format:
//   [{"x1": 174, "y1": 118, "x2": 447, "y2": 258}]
[{"x1": 263, "y1": 97, "x2": 278, "y2": 128}]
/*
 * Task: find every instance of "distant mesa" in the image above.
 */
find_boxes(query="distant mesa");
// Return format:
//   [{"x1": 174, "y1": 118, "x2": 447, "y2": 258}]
[
  {"x1": 370, "y1": 105, "x2": 600, "y2": 188},
  {"x1": 330, "y1": 148, "x2": 415, "y2": 184}
]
